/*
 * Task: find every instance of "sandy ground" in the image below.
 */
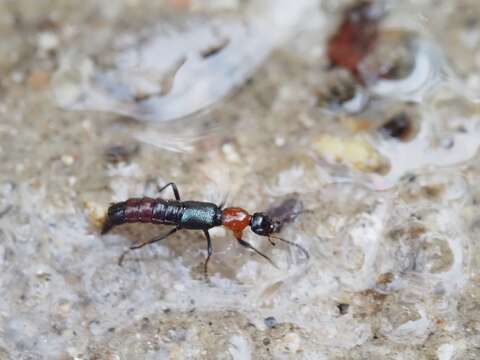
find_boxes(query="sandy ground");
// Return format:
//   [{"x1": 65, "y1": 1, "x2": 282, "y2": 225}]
[{"x1": 2, "y1": 0, "x2": 480, "y2": 359}]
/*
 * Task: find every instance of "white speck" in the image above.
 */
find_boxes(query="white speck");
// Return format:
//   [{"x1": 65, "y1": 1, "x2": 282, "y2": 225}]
[
  {"x1": 229, "y1": 335, "x2": 251, "y2": 360},
  {"x1": 38, "y1": 32, "x2": 59, "y2": 52},
  {"x1": 222, "y1": 143, "x2": 241, "y2": 163},
  {"x1": 82, "y1": 119, "x2": 92, "y2": 130},
  {"x1": 275, "y1": 136, "x2": 285, "y2": 146},
  {"x1": 437, "y1": 343, "x2": 455, "y2": 360},
  {"x1": 68, "y1": 176, "x2": 77, "y2": 186},
  {"x1": 61, "y1": 154, "x2": 75, "y2": 166},
  {"x1": 11, "y1": 71, "x2": 24, "y2": 83},
  {"x1": 283, "y1": 332, "x2": 301, "y2": 353},
  {"x1": 173, "y1": 282, "x2": 186, "y2": 292}
]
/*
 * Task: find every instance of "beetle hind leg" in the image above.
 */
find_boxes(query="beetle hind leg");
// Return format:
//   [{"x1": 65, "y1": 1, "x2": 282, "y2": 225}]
[{"x1": 118, "y1": 227, "x2": 178, "y2": 266}]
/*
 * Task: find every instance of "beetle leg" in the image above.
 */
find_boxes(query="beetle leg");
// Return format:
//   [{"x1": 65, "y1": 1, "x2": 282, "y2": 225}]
[
  {"x1": 237, "y1": 238, "x2": 276, "y2": 268},
  {"x1": 203, "y1": 230, "x2": 213, "y2": 277},
  {"x1": 157, "y1": 182, "x2": 181, "y2": 201},
  {"x1": 118, "y1": 227, "x2": 178, "y2": 266}
]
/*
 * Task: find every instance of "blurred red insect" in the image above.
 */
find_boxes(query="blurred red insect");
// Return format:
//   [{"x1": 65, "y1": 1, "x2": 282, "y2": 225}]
[{"x1": 327, "y1": 1, "x2": 384, "y2": 83}]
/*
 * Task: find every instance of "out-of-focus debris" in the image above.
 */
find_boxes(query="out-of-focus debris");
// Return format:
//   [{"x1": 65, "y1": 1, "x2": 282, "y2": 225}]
[
  {"x1": 221, "y1": 142, "x2": 241, "y2": 163},
  {"x1": 326, "y1": 1, "x2": 446, "y2": 100},
  {"x1": 369, "y1": 39, "x2": 452, "y2": 102},
  {"x1": 327, "y1": 1, "x2": 384, "y2": 83},
  {"x1": 37, "y1": 32, "x2": 59, "y2": 53},
  {"x1": 337, "y1": 303, "x2": 350, "y2": 315},
  {"x1": 0, "y1": 204, "x2": 12, "y2": 218},
  {"x1": 362, "y1": 30, "x2": 415, "y2": 82},
  {"x1": 84, "y1": 201, "x2": 107, "y2": 231},
  {"x1": 133, "y1": 124, "x2": 210, "y2": 153},
  {"x1": 281, "y1": 332, "x2": 301, "y2": 354},
  {"x1": 28, "y1": 70, "x2": 50, "y2": 89},
  {"x1": 264, "y1": 316, "x2": 278, "y2": 329},
  {"x1": 316, "y1": 69, "x2": 357, "y2": 108},
  {"x1": 0, "y1": 182, "x2": 16, "y2": 217},
  {"x1": 61, "y1": 154, "x2": 75, "y2": 166},
  {"x1": 191, "y1": 0, "x2": 240, "y2": 11},
  {"x1": 379, "y1": 111, "x2": 416, "y2": 141},
  {"x1": 200, "y1": 37, "x2": 230, "y2": 58},
  {"x1": 52, "y1": 0, "x2": 318, "y2": 122},
  {"x1": 104, "y1": 144, "x2": 140, "y2": 164},
  {"x1": 133, "y1": 57, "x2": 187, "y2": 101},
  {"x1": 312, "y1": 134, "x2": 389, "y2": 173},
  {"x1": 341, "y1": 116, "x2": 373, "y2": 133},
  {"x1": 167, "y1": 0, "x2": 191, "y2": 11},
  {"x1": 228, "y1": 335, "x2": 252, "y2": 360}
]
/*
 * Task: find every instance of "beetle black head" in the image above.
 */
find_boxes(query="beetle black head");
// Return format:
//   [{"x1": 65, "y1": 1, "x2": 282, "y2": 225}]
[{"x1": 250, "y1": 212, "x2": 276, "y2": 236}]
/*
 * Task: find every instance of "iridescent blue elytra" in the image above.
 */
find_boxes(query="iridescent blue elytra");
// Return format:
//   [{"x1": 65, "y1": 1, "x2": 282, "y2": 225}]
[{"x1": 178, "y1": 201, "x2": 223, "y2": 229}]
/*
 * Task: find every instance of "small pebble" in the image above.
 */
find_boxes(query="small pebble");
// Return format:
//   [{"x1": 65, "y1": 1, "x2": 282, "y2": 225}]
[
  {"x1": 38, "y1": 32, "x2": 59, "y2": 52},
  {"x1": 61, "y1": 154, "x2": 74, "y2": 166},
  {"x1": 337, "y1": 303, "x2": 350, "y2": 315},
  {"x1": 222, "y1": 143, "x2": 241, "y2": 163},
  {"x1": 275, "y1": 136, "x2": 285, "y2": 146},
  {"x1": 312, "y1": 134, "x2": 388, "y2": 173},
  {"x1": 84, "y1": 201, "x2": 107, "y2": 229},
  {"x1": 264, "y1": 316, "x2": 277, "y2": 329},
  {"x1": 11, "y1": 71, "x2": 24, "y2": 83},
  {"x1": 283, "y1": 332, "x2": 301, "y2": 353},
  {"x1": 379, "y1": 112, "x2": 414, "y2": 141},
  {"x1": 28, "y1": 70, "x2": 50, "y2": 89}
]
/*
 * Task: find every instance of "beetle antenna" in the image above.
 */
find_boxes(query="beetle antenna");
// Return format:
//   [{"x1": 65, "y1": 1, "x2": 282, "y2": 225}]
[{"x1": 269, "y1": 235, "x2": 310, "y2": 259}]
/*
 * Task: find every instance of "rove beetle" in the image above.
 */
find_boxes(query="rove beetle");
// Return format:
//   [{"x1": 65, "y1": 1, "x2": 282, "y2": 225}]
[{"x1": 102, "y1": 182, "x2": 309, "y2": 275}]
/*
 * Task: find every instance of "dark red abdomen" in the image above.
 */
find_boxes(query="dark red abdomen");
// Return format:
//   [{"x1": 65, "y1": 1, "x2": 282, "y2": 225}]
[
  {"x1": 101, "y1": 197, "x2": 184, "y2": 234},
  {"x1": 101, "y1": 197, "x2": 157, "y2": 234},
  {"x1": 125, "y1": 198, "x2": 156, "y2": 223}
]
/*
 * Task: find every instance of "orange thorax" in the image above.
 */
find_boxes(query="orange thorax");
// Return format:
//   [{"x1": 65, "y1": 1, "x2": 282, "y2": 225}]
[{"x1": 222, "y1": 207, "x2": 251, "y2": 239}]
